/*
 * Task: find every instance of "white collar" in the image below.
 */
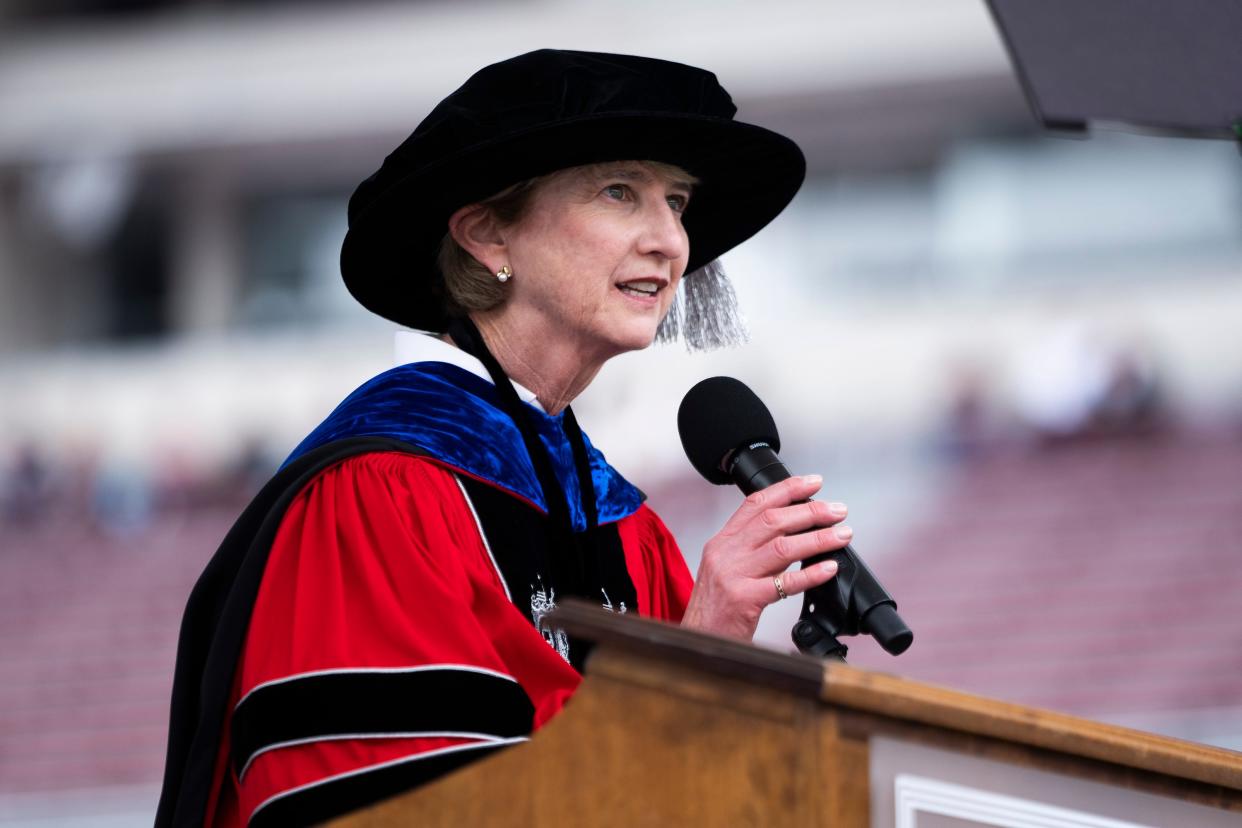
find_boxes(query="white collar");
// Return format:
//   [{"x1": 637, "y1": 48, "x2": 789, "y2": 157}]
[{"x1": 393, "y1": 330, "x2": 544, "y2": 411}]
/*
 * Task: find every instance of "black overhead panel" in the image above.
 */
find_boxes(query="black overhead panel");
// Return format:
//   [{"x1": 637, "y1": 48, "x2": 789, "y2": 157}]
[{"x1": 987, "y1": 0, "x2": 1242, "y2": 139}]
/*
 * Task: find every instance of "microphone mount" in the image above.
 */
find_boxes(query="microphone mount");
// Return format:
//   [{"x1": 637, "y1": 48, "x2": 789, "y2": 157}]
[{"x1": 726, "y1": 445, "x2": 912, "y2": 660}]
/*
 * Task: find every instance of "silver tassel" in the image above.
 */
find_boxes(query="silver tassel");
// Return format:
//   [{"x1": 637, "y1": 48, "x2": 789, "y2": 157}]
[{"x1": 656, "y1": 259, "x2": 749, "y2": 351}]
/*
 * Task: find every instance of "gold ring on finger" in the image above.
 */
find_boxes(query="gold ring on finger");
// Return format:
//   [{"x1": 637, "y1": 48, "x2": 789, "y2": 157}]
[{"x1": 773, "y1": 575, "x2": 788, "y2": 601}]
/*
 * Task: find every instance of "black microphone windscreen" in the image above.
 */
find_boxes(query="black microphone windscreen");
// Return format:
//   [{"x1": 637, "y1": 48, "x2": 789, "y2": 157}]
[{"x1": 678, "y1": 376, "x2": 780, "y2": 485}]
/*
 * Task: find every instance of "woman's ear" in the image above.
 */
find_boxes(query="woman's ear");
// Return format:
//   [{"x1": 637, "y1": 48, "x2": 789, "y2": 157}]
[{"x1": 448, "y1": 203, "x2": 507, "y2": 273}]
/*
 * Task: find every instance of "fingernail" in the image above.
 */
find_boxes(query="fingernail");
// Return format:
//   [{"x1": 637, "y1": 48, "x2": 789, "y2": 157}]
[
  {"x1": 834, "y1": 525, "x2": 853, "y2": 541},
  {"x1": 829, "y1": 501, "x2": 847, "y2": 516},
  {"x1": 821, "y1": 560, "x2": 839, "y2": 574},
  {"x1": 802, "y1": 474, "x2": 822, "y2": 485}
]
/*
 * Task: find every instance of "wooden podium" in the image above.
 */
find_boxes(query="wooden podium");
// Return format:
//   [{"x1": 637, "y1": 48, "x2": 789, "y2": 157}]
[{"x1": 331, "y1": 602, "x2": 1242, "y2": 827}]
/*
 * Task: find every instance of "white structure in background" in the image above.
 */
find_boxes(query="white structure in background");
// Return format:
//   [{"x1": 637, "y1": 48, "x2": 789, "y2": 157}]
[{"x1": 0, "y1": 0, "x2": 1020, "y2": 455}]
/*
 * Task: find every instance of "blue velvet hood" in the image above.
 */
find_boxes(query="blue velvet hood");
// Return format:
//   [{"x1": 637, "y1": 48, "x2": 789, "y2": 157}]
[{"x1": 283, "y1": 361, "x2": 644, "y2": 529}]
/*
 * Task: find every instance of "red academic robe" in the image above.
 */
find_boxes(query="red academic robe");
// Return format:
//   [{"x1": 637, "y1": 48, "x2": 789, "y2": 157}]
[{"x1": 205, "y1": 452, "x2": 692, "y2": 827}]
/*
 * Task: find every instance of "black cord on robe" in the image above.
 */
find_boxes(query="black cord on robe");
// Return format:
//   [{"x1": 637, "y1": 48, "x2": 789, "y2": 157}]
[{"x1": 445, "y1": 317, "x2": 602, "y2": 600}]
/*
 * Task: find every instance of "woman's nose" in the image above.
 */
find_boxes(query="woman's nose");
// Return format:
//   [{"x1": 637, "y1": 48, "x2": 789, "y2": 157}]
[{"x1": 638, "y1": 202, "x2": 689, "y2": 262}]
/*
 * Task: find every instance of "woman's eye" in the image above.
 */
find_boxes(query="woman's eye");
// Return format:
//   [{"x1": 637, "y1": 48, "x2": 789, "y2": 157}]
[
  {"x1": 603, "y1": 184, "x2": 629, "y2": 201},
  {"x1": 666, "y1": 194, "x2": 689, "y2": 213}
]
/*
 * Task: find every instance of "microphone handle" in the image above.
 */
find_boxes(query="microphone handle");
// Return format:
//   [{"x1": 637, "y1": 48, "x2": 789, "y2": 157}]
[
  {"x1": 727, "y1": 445, "x2": 913, "y2": 656},
  {"x1": 728, "y1": 441, "x2": 792, "y2": 494}
]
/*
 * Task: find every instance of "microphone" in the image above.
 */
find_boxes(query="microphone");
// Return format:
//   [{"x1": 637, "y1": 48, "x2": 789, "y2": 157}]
[{"x1": 677, "y1": 376, "x2": 913, "y2": 658}]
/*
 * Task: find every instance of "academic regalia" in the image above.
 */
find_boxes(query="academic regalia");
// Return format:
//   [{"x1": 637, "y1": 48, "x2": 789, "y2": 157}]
[{"x1": 156, "y1": 358, "x2": 693, "y2": 827}]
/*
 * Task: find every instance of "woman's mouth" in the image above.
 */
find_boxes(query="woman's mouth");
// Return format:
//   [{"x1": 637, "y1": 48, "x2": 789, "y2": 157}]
[{"x1": 616, "y1": 279, "x2": 663, "y2": 299}]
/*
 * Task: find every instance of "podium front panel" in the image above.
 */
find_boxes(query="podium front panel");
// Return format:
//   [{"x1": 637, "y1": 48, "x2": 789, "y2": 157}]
[{"x1": 870, "y1": 737, "x2": 1241, "y2": 828}]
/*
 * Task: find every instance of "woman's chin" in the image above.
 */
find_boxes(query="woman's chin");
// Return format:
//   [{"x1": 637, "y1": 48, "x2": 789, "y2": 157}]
[
  {"x1": 612, "y1": 322, "x2": 663, "y2": 354},
  {"x1": 584, "y1": 330, "x2": 656, "y2": 361}
]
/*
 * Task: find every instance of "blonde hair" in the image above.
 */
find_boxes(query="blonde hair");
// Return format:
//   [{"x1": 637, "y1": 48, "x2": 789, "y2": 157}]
[{"x1": 437, "y1": 161, "x2": 698, "y2": 317}]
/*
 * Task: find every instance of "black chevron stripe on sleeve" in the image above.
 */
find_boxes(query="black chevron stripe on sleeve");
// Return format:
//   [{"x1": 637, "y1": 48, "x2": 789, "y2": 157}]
[{"x1": 230, "y1": 665, "x2": 535, "y2": 779}]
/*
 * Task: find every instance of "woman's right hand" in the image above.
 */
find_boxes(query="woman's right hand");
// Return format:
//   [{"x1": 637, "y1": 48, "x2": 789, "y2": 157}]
[{"x1": 680, "y1": 474, "x2": 851, "y2": 641}]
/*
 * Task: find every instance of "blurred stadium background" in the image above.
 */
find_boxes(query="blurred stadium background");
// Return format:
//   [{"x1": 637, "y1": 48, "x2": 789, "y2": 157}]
[{"x1": 2, "y1": 1, "x2": 1241, "y2": 824}]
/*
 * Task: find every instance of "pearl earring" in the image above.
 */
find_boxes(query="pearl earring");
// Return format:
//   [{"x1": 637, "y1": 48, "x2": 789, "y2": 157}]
[{"x1": 496, "y1": 265, "x2": 512, "y2": 283}]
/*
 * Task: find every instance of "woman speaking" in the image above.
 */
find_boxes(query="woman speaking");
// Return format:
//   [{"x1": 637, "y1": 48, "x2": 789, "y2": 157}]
[{"x1": 157, "y1": 49, "x2": 853, "y2": 827}]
